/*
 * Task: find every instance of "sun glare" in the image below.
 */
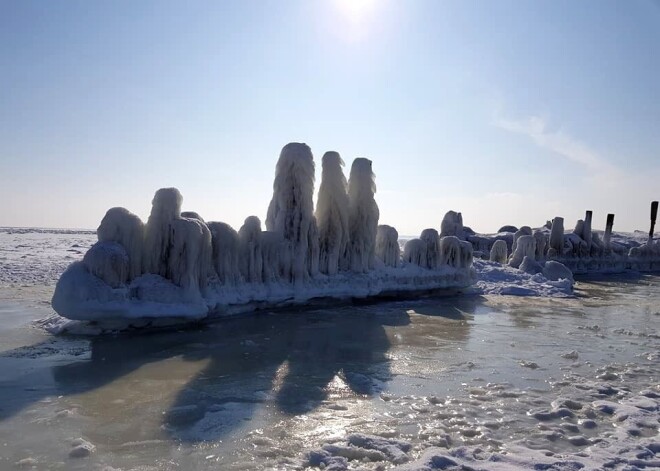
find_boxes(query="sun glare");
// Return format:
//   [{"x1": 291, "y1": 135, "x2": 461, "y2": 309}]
[{"x1": 334, "y1": 0, "x2": 378, "y2": 24}]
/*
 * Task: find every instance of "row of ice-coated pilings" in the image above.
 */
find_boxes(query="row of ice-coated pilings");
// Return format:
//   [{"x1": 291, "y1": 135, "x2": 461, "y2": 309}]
[
  {"x1": 545, "y1": 205, "x2": 660, "y2": 274},
  {"x1": 79, "y1": 143, "x2": 475, "y2": 302}
]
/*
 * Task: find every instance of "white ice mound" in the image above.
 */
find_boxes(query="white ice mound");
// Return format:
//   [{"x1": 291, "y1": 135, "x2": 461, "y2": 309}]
[{"x1": 51, "y1": 143, "x2": 476, "y2": 323}]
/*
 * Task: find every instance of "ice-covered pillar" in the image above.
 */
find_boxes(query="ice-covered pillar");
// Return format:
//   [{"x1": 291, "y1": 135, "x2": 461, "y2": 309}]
[
  {"x1": 315, "y1": 151, "x2": 350, "y2": 275},
  {"x1": 549, "y1": 217, "x2": 564, "y2": 256},
  {"x1": 346, "y1": 158, "x2": 379, "y2": 273},
  {"x1": 583, "y1": 210, "x2": 593, "y2": 252},
  {"x1": 266, "y1": 143, "x2": 319, "y2": 284},
  {"x1": 143, "y1": 188, "x2": 183, "y2": 277},
  {"x1": 649, "y1": 201, "x2": 658, "y2": 245},
  {"x1": 440, "y1": 211, "x2": 465, "y2": 239},
  {"x1": 604, "y1": 213, "x2": 615, "y2": 250}
]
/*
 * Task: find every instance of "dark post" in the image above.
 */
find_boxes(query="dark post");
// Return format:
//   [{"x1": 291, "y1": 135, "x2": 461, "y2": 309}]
[
  {"x1": 650, "y1": 201, "x2": 659, "y2": 244},
  {"x1": 604, "y1": 213, "x2": 614, "y2": 249},
  {"x1": 584, "y1": 210, "x2": 593, "y2": 250}
]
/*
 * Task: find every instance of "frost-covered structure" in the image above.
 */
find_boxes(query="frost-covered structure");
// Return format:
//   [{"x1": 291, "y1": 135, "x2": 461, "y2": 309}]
[
  {"x1": 403, "y1": 238, "x2": 427, "y2": 267},
  {"x1": 143, "y1": 188, "x2": 183, "y2": 277},
  {"x1": 238, "y1": 216, "x2": 263, "y2": 284},
  {"x1": 315, "y1": 152, "x2": 350, "y2": 275},
  {"x1": 440, "y1": 211, "x2": 465, "y2": 239},
  {"x1": 420, "y1": 229, "x2": 440, "y2": 269},
  {"x1": 509, "y1": 235, "x2": 536, "y2": 269},
  {"x1": 346, "y1": 158, "x2": 379, "y2": 273},
  {"x1": 207, "y1": 222, "x2": 240, "y2": 285},
  {"x1": 83, "y1": 241, "x2": 129, "y2": 288},
  {"x1": 489, "y1": 239, "x2": 508, "y2": 264},
  {"x1": 167, "y1": 216, "x2": 212, "y2": 299},
  {"x1": 51, "y1": 143, "x2": 478, "y2": 324},
  {"x1": 97, "y1": 207, "x2": 144, "y2": 280},
  {"x1": 266, "y1": 143, "x2": 319, "y2": 284},
  {"x1": 375, "y1": 225, "x2": 399, "y2": 268}
]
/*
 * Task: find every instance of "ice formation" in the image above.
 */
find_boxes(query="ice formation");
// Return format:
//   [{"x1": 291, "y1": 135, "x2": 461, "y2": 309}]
[
  {"x1": 440, "y1": 211, "x2": 464, "y2": 239},
  {"x1": 266, "y1": 143, "x2": 319, "y2": 284},
  {"x1": 346, "y1": 158, "x2": 379, "y2": 273},
  {"x1": 261, "y1": 231, "x2": 288, "y2": 283},
  {"x1": 180, "y1": 211, "x2": 204, "y2": 222},
  {"x1": 511, "y1": 226, "x2": 532, "y2": 256},
  {"x1": 375, "y1": 225, "x2": 400, "y2": 268},
  {"x1": 143, "y1": 188, "x2": 183, "y2": 277},
  {"x1": 82, "y1": 241, "x2": 129, "y2": 288},
  {"x1": 533, "y1": 230, "x2": 547, "y2": 260},
  {"x1": 439, "y1": 236, "x2": 461, "y2": 268},
  {"x1": 488, "y1": 239, "x2": 508, "y2": 264},
  {"x1": 519, "y1": 255, "x2": 543, "y2": 275},
  {"x1": 403, "y1": 238, "x2": 427, "y2": 267},
  {"x1": 238, "y1": 216, "x2": 263, "y2": 284},
  {"x1": 542, "y1": 260, "x2": 574, "y2": 282},
  {"x1": 548, "y1": 217, "x2": 564, "y2": 257},
  {"x1": 207, "y1": 222, "x2": 241, "y2": 285},
  {"x1": 420, "y1": 228, "x2": 440, "y2": 269},
  {"x1": 97, "y1": 207, "x2": 144, "y2": 280},
  {"x1": 509, "y1": 235, "x2": 536, "y2": 269},
  {"x1": 315, "y1": 152, "x2": 350, "y2": 275},
  {"x1": 50, "y1": 143, "x2": 485, "y2": 323},
  {"x1": 167, "y1": 216, "x2": 212, "y2": 299}
]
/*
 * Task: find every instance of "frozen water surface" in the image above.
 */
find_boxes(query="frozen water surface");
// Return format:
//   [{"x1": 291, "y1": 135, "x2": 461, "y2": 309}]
[
  {"x1": 0, "y1": 229, "x2": 659, "y2": 469},
  {"x1": 0, "y1": 276, "x2": 658, "y2": 470}
]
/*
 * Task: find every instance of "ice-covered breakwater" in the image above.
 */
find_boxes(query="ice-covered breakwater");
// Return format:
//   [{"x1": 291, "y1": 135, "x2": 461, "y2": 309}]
[
  {"x1": 52, "y1": 143, "x2": 476, "y2": 322},
  {"x1": 465, "y1": 206, "x2": 660, "y2": 276}
]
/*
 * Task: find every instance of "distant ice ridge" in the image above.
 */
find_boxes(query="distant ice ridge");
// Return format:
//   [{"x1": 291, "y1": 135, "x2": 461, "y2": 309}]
[{"x1": 51, "y1": 143, "x2": 476, "y2": 322}]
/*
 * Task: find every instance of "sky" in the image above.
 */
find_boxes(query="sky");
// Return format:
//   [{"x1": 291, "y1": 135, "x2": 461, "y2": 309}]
[{"x1": 1, "y1": 0, "x2": 659, "y2": 234}]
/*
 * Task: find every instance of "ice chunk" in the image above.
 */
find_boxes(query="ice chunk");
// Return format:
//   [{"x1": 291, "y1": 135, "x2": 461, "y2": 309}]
[{"x1": 542, "y1": 260, "x2": 574, "y2": 283}]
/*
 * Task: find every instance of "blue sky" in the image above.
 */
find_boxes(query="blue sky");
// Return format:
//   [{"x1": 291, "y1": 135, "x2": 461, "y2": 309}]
[{"x1": 1, "y1": 0, "x2": 659, "y2": 233}]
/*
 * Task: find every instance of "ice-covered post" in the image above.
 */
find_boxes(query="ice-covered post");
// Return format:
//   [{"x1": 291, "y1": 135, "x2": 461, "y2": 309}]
[
  {"x1": 266, "y1": 143, "x2": 319, "y2": 284},
  {"x1": 549, "y1": 216, "x2": 564, "y2": 257},
  {"x1": 346, "y1": 158, "x2": 379, "y2": 273},
  {"x1": 583, "y1": 210, "x2": 593, "y2": 251},
  {"x1": 604, "y1": 213, "x2": 615, "y2": 250},
  {"x1": 650, "y1": 201, "x2": 659, "y2": 245},
  {"x1": 316, "y1": 151, "x2": 350, "y2": 275}
]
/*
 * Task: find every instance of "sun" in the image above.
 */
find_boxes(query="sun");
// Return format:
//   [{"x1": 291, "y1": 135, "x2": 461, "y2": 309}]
[{"x1": 334, "y1": 0, "x2": 378, "y2": 24}]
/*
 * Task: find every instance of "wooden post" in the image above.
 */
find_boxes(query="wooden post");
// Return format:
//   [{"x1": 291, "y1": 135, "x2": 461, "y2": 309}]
[
  {"x1": 584, "y1": 210, "x2": 593, "y2": 250},
  {"x1": 650, "y1": 201, "x2": 659, "y2": 245},
  {"x1": 604, "y1": 213, "x2": 614, "y2": 249}
]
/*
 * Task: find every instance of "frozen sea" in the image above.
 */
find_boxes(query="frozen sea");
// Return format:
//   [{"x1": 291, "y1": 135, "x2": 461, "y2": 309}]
[{"x1": 0, "y1": 228, "x2": 658, "y2": 470}]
